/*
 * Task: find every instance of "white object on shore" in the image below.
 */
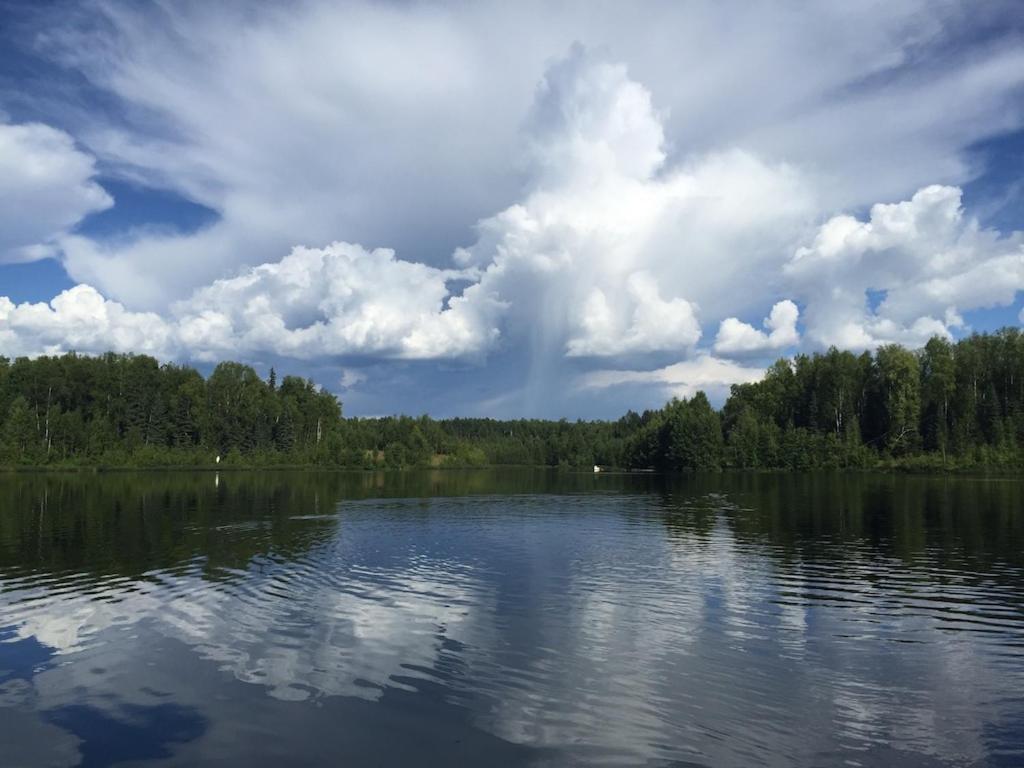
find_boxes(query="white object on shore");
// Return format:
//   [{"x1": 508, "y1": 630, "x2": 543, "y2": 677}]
[
  {"x1": 594, "y1": 465, "x2": 601, "y2": 473},
  {"x1": 215, "y1": 455, "x2": 221, "y2": 464}
]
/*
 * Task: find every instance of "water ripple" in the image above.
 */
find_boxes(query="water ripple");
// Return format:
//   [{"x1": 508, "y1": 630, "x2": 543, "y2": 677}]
[{"x1": 1, "y1": 476, "x2": 1023, "y2": 766}]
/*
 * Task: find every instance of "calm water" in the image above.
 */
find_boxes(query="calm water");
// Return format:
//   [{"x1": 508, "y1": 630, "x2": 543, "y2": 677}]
[{"x1": 1, "y1": 471, "x2": 1023, "y2": 767}]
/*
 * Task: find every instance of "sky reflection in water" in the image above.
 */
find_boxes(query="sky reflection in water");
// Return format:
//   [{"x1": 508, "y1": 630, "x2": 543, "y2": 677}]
[{"x1": 1, "y1": 470, "x2": 1023, "y2": 767}]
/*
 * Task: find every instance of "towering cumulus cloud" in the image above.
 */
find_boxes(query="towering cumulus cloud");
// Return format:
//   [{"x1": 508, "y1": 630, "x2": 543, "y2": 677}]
[{"x1": 448, "y1": 47, "x2": 808, "y2": 366}]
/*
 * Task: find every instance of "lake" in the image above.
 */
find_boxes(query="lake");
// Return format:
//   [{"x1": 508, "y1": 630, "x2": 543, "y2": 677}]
[{"x1": 1, "y1": 470, "x2": 1022, "y2": 767}]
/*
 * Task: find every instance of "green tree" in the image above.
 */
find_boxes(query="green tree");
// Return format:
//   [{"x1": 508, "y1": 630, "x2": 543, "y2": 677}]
[
  {"x1": 874, "y1": 345, "x2": 921, "y2": 455},
  {"x1": 920, "y1": 337, "x2": 955, "y2": 457},
  {"x1": 665, "y1": 393, "x2": 723, "y2": 470},
  {"x1": 4, "y1": 396, "x2": 40, "y2": 463}
]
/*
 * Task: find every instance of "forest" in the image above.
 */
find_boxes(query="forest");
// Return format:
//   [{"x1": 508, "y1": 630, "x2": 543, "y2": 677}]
[{"x1": 0, "y1": 327, "x2": 1022, "y2": 471}]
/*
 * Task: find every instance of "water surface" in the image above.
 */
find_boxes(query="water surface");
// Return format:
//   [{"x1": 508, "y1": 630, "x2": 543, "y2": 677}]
[{"x1": 1, "y1": 470, "x2": 1023, "y2": 767}]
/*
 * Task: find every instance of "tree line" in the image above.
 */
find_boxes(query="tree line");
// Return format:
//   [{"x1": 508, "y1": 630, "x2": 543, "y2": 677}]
[{"x1": 1, "y1": 327, "x2": 1022, "y2": 470}]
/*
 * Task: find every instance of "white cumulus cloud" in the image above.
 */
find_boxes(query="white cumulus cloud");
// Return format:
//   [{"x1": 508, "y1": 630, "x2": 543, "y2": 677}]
[
  {"x1": 172, "y1": 242, "x2": 500, "y2": 361},
  {"x1": 0, "y1": 285, "x2": 172, "y2": 358},
  {"x1": 786, "y1": 185, "x2": 1024, "y2": 350},
  {"x1": 714, "y1": 300, "x2": 800, "y2": 356}
]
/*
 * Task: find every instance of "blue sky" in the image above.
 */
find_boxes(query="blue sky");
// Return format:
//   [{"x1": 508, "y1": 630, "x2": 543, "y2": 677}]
[{"x1": 1, "y1": 0, "x2": 1023, "y2": 417}]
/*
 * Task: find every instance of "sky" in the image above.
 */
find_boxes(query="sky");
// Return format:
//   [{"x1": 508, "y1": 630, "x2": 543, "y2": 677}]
[{"x1": 1, "y1": 0, "x2": 1023, "y2": 418}]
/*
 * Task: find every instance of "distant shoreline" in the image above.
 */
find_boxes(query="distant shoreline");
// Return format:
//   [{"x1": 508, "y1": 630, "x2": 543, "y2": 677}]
[
  {"x1": 1, "y1": 463, "x2": 1019, "y2": 476},
  {"x1": 3, "y1": 328, "x2": 1023, "y2": 474}
]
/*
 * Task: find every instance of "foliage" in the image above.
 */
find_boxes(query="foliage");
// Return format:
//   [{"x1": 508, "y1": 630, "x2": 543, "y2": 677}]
[
  {"x1": 0, "y1": 354, "x2": 341, "y2": 468},
  {"x1": 1, "y1": 327, "x2": 1022, "y2": 470}
]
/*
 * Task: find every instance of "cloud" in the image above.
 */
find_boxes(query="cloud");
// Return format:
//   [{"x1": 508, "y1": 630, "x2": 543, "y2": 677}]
[
  {"x1": 0, "y1": 121, "x2": 112, "y2": 262},
  {"x1": 23, "y1": 0, "x2": 1024, "y2": 311},
  {"x1": 579, "y1": 354, "x2": 765, "y2": 400},
  {"x1": 0, "y1": 243, "x2": 499, "y2": 362},
  {"x1": 25, "y1": 0, "x2": 538, "y2": 307},
  {"x1": 339, "y1": 369, "x2": 368, "y2": 390},
  {"x1": 714, "y1": 300, "x2": 800, "y2": 356},
  {"x1": 6, "y1": 5, "x2": 1024, "y2": 415},
  {"x1": 525, "y1": 41, "x2": 666, "y2": 185},
  {"x1": 566, "y1": 272, "x2": 701, "y2": 357},
  {"x1": 0, "y1": 285, "x2": 172, "y2": 358},
  {"x1": 446, "y1": 47, "x2": 813, "y2": 372},
  {"x1": 172, "y1": 242, "x2": 500, "y2": 362},
  {"x1": 2, "y1": 48, "x2": 812, "y2": 374},
  {"x1": 786, "y1": 185, "x2": 1024, "y2": 349}
]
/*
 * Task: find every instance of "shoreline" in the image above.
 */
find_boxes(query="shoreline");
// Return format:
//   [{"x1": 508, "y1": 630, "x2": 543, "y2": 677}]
[{"x1": 1, "y1": 463, "x2": 1020, "y2": 476}]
